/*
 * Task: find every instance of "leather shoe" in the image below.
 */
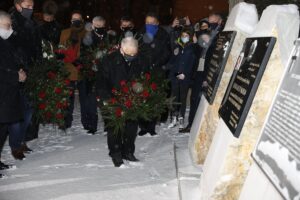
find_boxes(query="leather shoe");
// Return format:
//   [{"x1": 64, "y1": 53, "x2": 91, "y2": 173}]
[
  {"x1": 179, "y1": 125, "x2": 191, "y2": 133},
  {"x1": 112, "y1": 156, "x2": 124, "y2": 167},
  {"x1": 138, "y1": 130, "x2": 147, "y2": 136},
  {"x1": 150, "y1": 131, "x2": 158, "y2": 136},
  {"x1": 0, "y1": 161, "x2": 11, "y2": 170},
  {"x1": 21, "y1": 144, "x2": 33, "y2": 154},
  {"x1": 11, "y1": 149, "x2": 25, "y2": 160},
  {"x1": 122, "y1": 153, "x2": 139, "y2": 162},
  {"x1": 87, "y1": 129, "x2": 97, "y2": 135}
]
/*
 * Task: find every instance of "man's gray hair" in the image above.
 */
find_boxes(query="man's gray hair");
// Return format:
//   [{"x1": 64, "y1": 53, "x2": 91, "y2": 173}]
[
  {"x1": 92, "y1": 16, "x2": 106, "y2": 23},
  {"x1": 121, "y1": 36, "x2": 138, "y2": 50},
  {"x1": 0, "y1": 11, "x2": 11, "y2": 21}
]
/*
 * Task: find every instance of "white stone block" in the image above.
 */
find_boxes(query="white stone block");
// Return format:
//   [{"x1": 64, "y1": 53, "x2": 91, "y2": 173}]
[{"x1": 224, "y1": 2, "x2": 258, "y2": 35}]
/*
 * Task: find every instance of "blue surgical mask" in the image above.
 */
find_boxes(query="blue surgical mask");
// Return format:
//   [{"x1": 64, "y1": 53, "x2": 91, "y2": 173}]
[
  {"x1": 145, "y1": 24, "x2": 158, "y2": 37},
  {"x1": 181, "y1": 37, "x2": 189, "y2": 44}
]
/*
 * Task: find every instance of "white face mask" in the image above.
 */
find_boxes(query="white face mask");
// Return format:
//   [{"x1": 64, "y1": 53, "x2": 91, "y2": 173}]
[
  {"x1": 0, "y1": 28, "x2": 13, "y2": 40},
  {"x1": 181, "y1": 36, "x2": 189, "y2": 44}
]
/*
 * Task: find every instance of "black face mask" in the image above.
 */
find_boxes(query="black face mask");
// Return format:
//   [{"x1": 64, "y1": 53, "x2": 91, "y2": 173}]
[
  {"x1": 196, "y1": 29, "x2": 209, "y2": 38},
  {"x1": 71, "y1": 20, "x2": 82, "y2": 28},
  {"x1": 21, "y1": 8, "x2": 33, "y2": 19},
  {"x1": 121, "y1": 27, "x2": 133, "y2": 32},
  {"x1": 94, "y1": 27, "x2": 106, "y2": 35},
  {"x1": 123, "y1": 53, "x2": 137, "y2": 62},
  {"x1": 210, "y1": 23, "x2": 219, "y2": 30}
]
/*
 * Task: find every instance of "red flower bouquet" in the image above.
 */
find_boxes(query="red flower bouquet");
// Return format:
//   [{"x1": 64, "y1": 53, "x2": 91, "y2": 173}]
[{"x1": 100, "y1": 72, "x2": 169, "y2": 133}]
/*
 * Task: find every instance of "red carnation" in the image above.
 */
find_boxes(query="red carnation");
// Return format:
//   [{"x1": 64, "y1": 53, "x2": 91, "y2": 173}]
[
  {"x1": 45, "y1": 112, "x2": 52, "y2": 119},
  {"x1": 69, "y1": 90, "x2": 74, "y2": 96},
  {"x1": 47, "y1": 71, "x2": 56, "y2": 79},
  {"x1": 39, "y1": 103, "x2": 46, "y2": 110},
  {"x1": 115, "y1": 107, "x2": 123, "y2": 117},
  {"x1": 122, "y1": 86, "x2": 129, "y2": 93},
  {"x1": 125, "y1": 100, "x2": 132, "y2": 108},
  {"x1": 56, "y1": 113, "x2": 64, "y2": 119},
  {"x1": 55, "y1": 87, "x2": 62, "y2": 94},
  {"x1": 131, "y1": 80, "x2": 137, "y2": 87},
  {"x1": 38, "y1": 92, "x2": 46, "y2": 99},
  {"x1": 56, "y1": 102, "x2": 63, "y2": 109},
  {"x1": 151, "y1": 83, "x2": 157, "y2": 91},
  {"x1": 64, "y1": 79, "x2": 71, "y2": 86},
  {"x1": 145, "y1": 73, "x2": 151, "y2": 81},
  {"x1": 62, "y1": 100, "x2": 68, "y2": 108},
  {"x1": 112, "y1": 88, "x2": 117, "y2": 94},
  {"x1": 120, "y1": 80, "x2": 126, "y2": 86},
  {"x1": 142, "y1": 90, "x2": 150, "y2": 98},
  {"x1": 110, "y1": 98, "x2": 117, "y2": 104}
]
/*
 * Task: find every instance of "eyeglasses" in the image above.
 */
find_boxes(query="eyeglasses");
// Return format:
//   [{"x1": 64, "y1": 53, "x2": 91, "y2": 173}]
[{"x1": 0, "y1": 23, "x2": 12, "y2": 30}]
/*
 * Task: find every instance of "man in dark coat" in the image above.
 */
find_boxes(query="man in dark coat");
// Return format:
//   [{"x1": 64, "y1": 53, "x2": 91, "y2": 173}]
[
  {"x1": 96, "y1": 37, "x2": 147, "y2": 167},
  {"x1": 79, "y1": 16, "x2": 113, "y2": 134},
  {"x1": 137, "y1": 12, "x2": 171, "y2": 136},
  {"x1": 0, "y1": 11, "x2": 26, "y2": 176},
  {"x1": 9, "y1": 0, "x2": 42, "y2": 153}
]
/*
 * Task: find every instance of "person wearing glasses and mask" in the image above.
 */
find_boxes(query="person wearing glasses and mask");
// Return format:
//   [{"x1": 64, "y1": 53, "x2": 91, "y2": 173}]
[
  {"x1": 96, "y1": 37, "x2": 148, "y2": 167},
  {"x1": 0, "y1": 11, "x2": 26, "y2": 169}
]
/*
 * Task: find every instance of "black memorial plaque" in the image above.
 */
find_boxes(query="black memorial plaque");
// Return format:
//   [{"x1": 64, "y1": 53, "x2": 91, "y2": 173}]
[
  {"x1": 253, "y1": 39, "x2": 300, "y2": 200},
  {"x1": 219, "y1": 37, "x2": 276, "y2": 138},
  {"x1": 204, "y1": 31, "x2": 237, "y2": 104}
]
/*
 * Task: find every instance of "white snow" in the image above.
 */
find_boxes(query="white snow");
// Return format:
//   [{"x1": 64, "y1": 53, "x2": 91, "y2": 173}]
[
  {"x1": 0, "y1": 96, "x2": 202, "y2": 200},
  {"x1": 224, "y1": 2, "x2": 258, "y2": 35},
  {"x1": 252, "y1": 4, "x2": 300, "y2": 67}
]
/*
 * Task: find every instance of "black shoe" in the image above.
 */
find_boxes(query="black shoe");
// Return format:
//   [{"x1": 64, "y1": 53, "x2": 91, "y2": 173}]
[
  {"x1": 122, "y1": 153, "x2": 139, "y2": 162},
  {"x1": 138, "y1": 130, "x2": 147, "y2": 136},
  {"x1": 149, "y1": 131, "x2": 158, "y2": 136},
  {"x1": 0, "y1": 161, "x2": 11, "y2": 170},
  {"x1": 12, "y1": 149, "x2": 26, "y2": 160},
  {"x1": 179, "y1": 125, "x2": 191, "y2": 133},
  {"x1": 21, "y1": 144, "x2": 33, "y2": 154},
  {"x1": 0, "y1": 174, "x2": 3, "y2": 178},
  {"x1": 112, "y1": 157, "x2": 124, "y2": 167},
  {"x1": 87, "y1": 129, "x2": 97, "y2": 135}
]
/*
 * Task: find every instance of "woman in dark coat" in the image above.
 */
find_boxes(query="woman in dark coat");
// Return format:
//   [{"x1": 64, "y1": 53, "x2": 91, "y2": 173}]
[
  {"x1": 168, "y1": 28, "x2": 196, "y2": 128},
  {"x1": 0, "y1": 10, "x2": 25, "y2": 176}
]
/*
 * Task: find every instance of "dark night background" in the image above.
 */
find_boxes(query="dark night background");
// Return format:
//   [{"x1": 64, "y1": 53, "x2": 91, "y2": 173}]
[
  {"x1": 1, "y1": 0, "x2": 298, "y2": 29},
  {"x1": 0, "y1": 0, "x2": 229, "y2": 29}
]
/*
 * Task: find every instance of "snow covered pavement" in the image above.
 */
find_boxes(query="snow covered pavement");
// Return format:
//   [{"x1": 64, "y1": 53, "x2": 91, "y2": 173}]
[{"x1": 0, "y1": 104, "x2": 194, "y2": 200}]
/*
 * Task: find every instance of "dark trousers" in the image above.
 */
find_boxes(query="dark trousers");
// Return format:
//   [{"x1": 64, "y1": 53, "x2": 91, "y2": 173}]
[
  {"x1": 0, "y1": 124, "x2": 8, "y2": 158},
  {"x1": 107, "y1": 121, "x2": 138, "y2": 158},
  {"x1": 171, "y1": 80, "x2": 189, "y2": 118},
  {"x1": 9, "y1": 93, "x2": 33, "y2": 148},
  {"x1": 188, "y1": 72, "x2": 204, "y2": 126},
  {"x1": 139, "y1": 119, "x2": 157, "y2": 133},
  {"x1": 65, "y1": 80, "x2": 98, "y2": 130}
]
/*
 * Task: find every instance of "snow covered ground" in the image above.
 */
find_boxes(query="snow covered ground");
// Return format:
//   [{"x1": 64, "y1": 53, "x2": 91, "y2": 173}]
[{"x1": 0, "y1": 97, "x2": 202, "y2": 200}]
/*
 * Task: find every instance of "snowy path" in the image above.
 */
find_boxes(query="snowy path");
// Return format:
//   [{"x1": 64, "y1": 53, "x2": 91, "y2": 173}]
[{"x1": 0, "y1": 102, "x2": 188, "y2": 200}]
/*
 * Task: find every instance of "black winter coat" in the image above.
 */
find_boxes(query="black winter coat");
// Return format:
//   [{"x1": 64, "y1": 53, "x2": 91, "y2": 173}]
[
  {"x1": 96, "y1": 51, "x2": 148, "y2": 101},
  {"x1": 0, "y1": 38, "x2": 23, "y2": 123},
  {"x1": 168, "y1": 42, "x2": 196, "y2": 85},
  {"x1": 38, "y1": 20, "x2": 62, "y2": 45},
  {"x1": 137, "y1": 27, "x2": 171, "y2": 73},
  {"x1": 10, "y1": 8, "x2": 42, "y2": 69}
]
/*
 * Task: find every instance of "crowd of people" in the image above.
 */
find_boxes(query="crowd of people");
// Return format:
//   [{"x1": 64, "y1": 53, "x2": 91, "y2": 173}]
[{"x1": 0, "y1": 0, "x2": 224, "y2": 172}]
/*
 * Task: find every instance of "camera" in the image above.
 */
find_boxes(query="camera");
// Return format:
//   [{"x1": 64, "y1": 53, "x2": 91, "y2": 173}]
[{"x1": 178, "y1": 18, "x2": 186, "y2": 26}]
